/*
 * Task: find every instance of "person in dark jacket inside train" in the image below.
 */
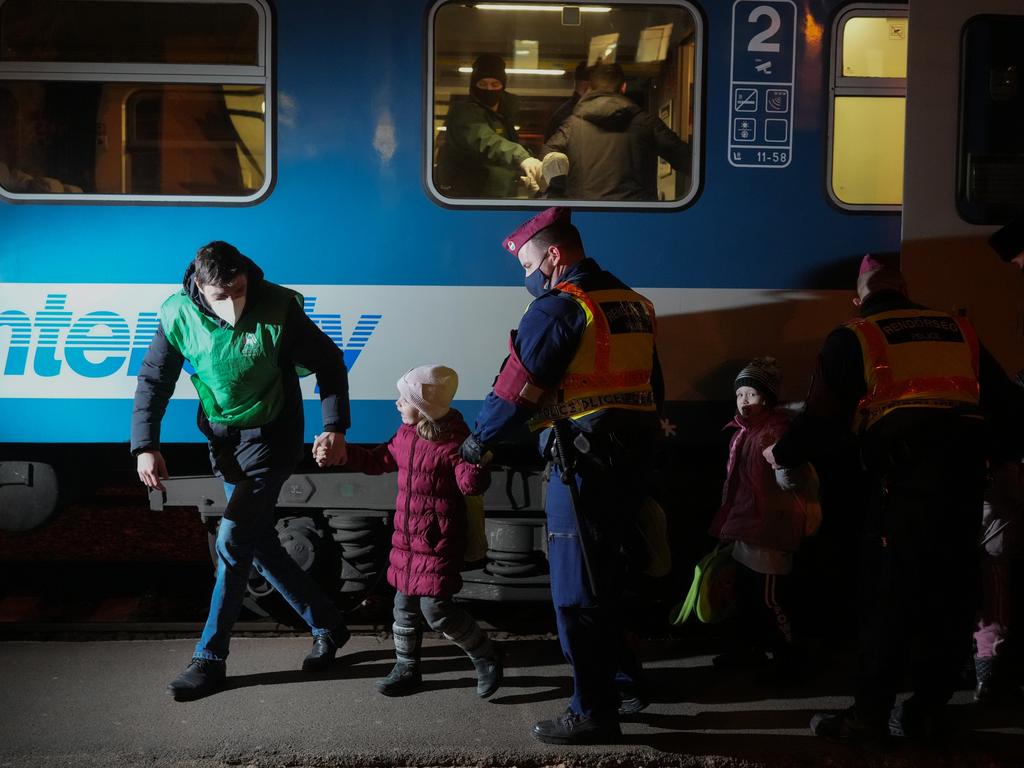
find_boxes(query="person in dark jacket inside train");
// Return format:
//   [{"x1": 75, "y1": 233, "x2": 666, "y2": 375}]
[
  {"x1": 541, "y1": 63, "x2": 690, "y2": 201},
  {"x1": 460, "y1": 207, "x2": 664, "y2": 745},
  {"x1": 765, "y1": 255, "x2": 1023, "y2": 743},
  {"x1": 544, "y1": 61, "x2": 590, "y2": 141},
  {"x1": 131, "y1": 241, "x2": 351, "y2": 701},
  {"x1": 435, "y1": 53, "x2": 542, "y2": 198}
]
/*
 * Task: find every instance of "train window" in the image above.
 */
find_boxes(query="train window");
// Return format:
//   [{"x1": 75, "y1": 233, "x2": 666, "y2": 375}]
[
  {"x1": 427, "y1": 1, "x2": 702, "y2": 209},
  {"x1": 828, "y1": 6, "x2": 907, "y2": 210},
  {"x1": 0, "y1": 0, "x2": 271, "y2": 203},
  {"x1": 957, "y1": 15, "x2": 1024, "y2": 224},
  {"x1": 0, "y1": 0, "x2": 258, "y2": 65},
  {"x1": 840, "y1": 16, "x2": 907, "y2": 79}
]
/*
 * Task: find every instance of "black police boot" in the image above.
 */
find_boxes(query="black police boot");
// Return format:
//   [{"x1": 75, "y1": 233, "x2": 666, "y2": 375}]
[
  {"x1": 531, "y1": 708, "x2": 622, "y2": 745},
  {"x1": 473, "y1": 643, "x2": 503, "y2": 699},
  {"x1": 167, "y1": 657, "x2": 226, "y2": 702},
  {"x1": 302, "y1": 625, "x2": 350, "y2": 672},
  {"x1": 375, "y1": 623, "x2": 422, "y2": 697},
  {"x1": 810, "y1": 706, "x2": 888, "y2": 745}
]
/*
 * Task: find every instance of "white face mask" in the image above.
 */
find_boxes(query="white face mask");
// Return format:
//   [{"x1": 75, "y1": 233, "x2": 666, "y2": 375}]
[{"x1": 208, "y1": 295, "x2": 246, "y2": 326}]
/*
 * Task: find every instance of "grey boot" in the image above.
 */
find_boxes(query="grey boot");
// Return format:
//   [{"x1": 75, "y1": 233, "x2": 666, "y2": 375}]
[
  {"x1": 376, "y1": 624, "x2": 422, "y2": 697},
  {"x1": 440, "y1": 612, "x2": 500, "y2": 697},
  {"x1": 473, "y1": 642, "x2": 504, "y2": 699}
]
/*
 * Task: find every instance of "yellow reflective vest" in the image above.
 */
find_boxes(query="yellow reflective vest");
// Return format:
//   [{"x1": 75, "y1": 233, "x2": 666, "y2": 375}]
[
  {"x1": 845, "y1": 308, "x2": 981, "y2": 433},
  {"x1": 530, "y1": 281, "x2": 657, "y2": 430}
]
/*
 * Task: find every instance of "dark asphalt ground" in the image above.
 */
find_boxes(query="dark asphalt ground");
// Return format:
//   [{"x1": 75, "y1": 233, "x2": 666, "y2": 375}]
[{"x1": 0, "y1": 635, "x2": 1021, "y2": 768}]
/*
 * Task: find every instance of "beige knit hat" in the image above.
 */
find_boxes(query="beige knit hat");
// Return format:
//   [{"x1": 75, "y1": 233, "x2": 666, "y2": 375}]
[{"x1": 396, "y1": 365, "x2": 459, "y2": 422}]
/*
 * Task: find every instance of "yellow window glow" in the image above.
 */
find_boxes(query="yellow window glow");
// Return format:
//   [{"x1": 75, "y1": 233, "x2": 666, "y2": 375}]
[
  {"x1": 832, "y1": 96, "x2": 905, "y2": 205},
  {"x1": 842, "y1": 17, "x2": 908, "y2": 78}
]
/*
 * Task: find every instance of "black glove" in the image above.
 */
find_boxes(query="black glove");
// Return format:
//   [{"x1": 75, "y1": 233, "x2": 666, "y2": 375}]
[{"x1": 459, "y1": 433, "x2": 488, "y2": 465}]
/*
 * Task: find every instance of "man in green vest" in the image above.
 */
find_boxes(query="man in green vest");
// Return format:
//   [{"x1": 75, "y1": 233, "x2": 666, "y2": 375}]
[{"x1": 131, "y1": 241, "x2": 350, "y2": 701}]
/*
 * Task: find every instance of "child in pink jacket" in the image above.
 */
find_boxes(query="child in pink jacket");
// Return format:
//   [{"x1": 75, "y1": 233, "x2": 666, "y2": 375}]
[
  {"x1": 708, "y1": 358, "x2": 820, "y2": 677},
  {"x1": 318, "y1": 365, "x2": 500, "y2": 698}
]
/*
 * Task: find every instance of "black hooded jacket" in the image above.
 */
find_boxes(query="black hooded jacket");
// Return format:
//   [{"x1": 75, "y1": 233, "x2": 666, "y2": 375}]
[
  {"x1": 130, "y1": 257, "x2": 350, "y2": 477},
  {"x1": 541, "y1": 91, "x2": 690, "y2": 201}
]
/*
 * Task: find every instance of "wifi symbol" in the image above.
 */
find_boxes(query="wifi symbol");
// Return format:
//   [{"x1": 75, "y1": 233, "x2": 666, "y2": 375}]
[{"x1": 766, "y1": 89, "x2": 788, "y2": 113}]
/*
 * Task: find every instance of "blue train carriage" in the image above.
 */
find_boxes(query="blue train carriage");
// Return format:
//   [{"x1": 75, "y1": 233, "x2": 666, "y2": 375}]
[{"x1": 11, "y1": 0, "x2": 1009, "y2": 614}]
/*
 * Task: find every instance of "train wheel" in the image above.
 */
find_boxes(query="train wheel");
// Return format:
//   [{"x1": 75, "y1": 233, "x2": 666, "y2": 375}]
[
  {"x1": 323, "y1": 511, "x2": 391, "y2": 610},
  {"x1": 0, "y1": 461, "x2": 61, "y2": 531}
]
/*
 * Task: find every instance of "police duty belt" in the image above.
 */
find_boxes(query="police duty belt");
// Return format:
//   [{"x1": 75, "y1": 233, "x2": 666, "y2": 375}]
[{"x1": 536, "y1": 391, "x2": 654, "y2": 421}]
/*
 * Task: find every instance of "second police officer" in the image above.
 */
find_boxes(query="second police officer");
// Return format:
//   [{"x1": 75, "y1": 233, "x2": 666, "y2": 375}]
[{"x1": 766, "y1": 255, "x2": 1021, "y2": 742}]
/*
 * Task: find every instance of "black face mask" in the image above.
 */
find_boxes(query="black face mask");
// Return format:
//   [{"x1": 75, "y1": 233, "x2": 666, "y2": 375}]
[{"x1": 473, "y1": 87, "x2": 502, "y2": 109}]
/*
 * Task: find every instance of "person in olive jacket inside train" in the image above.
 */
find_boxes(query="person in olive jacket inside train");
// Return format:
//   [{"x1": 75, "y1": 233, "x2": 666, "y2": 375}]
[{"x1": 435, "y1": 53, "x2": 542, "y2": 198}]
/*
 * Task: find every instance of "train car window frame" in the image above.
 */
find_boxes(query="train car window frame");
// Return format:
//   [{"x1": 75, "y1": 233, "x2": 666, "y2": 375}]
[
  {"x1": 956, "y1": 14, "x2": 1024, "y2": 225},
  {"x1": 0, "y1": 0, "x2": 273, "y2": 204},
  {"x1": 425, "y1": 0, "x2": 704, "y2": 210},
  {"x1": 826, "y1": 3, "x2": 907, "y2": 212}
]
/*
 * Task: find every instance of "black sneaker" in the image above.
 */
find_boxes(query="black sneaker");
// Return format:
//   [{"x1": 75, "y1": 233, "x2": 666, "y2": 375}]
[
  {"x1": 302, "y1": 626, "x2": 350, "y2": 672},
  {"x1": 375, "y1": 661, "x2": 422, "y2": 697},
  {"x1": 473, "y1": 644, "x2": 503, "y2": 699},
  {"x1": 167, "y1": 657, "x2": 226, "y2": 702},
  {"x1": 810, "y1": 706, "x2": 887, "y2": 745},
  {"x1": 531, "y1": 708, "x2": 622, "y2": 745}
]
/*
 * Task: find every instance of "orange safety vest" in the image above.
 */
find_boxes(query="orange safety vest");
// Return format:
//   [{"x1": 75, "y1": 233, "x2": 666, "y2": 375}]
[
  {"x1": 845, "y1": 309, "x2": 981, "y2": 433},
  {"x1": 530, "y1": 281, "x2": 657, "y2": 430}
]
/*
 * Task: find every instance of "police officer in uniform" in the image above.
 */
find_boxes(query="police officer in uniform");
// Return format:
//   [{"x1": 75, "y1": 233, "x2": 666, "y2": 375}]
[
  {"x1": 460, "y1": 207, "x2": 663, "y2": 744},
  {"x1": 766, "y1": 255, "x2": 1019, "y2": 742},
  {"x1": 132, "y1": 241, "x2": 351, "y2": 701}
]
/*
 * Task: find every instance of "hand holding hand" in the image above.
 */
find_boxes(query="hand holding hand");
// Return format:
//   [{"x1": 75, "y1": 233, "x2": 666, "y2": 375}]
[
  {"x1": 313, "y1": 431, "x2": 347, "y2": 468},
  {"x1": 762, "y1": 443, "x2": 779, "y2": 469},
  {"x1": 137, "y1": 450, "x2": 169, "y2": 491},
  {"x1": 459, "y1": 434, "x2": 491, "y2": 466}
]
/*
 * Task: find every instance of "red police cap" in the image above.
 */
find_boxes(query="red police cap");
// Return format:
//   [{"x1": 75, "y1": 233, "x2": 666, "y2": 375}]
[{"x1": 502, "y1": 207, "x2": 571, "y2": 257}]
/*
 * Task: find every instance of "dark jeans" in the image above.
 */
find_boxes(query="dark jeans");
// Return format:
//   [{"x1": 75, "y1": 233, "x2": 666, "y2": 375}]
[{"x1": 194, "y1": 472, "x2": 345, "y2": 661}]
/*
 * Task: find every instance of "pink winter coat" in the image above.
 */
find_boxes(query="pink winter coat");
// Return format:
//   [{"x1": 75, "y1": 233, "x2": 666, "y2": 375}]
[
  {"x1": 343, "y1": 410, "x2": 490, "y2": 598},
  {"x1": 708, "y1": 409, "x2": 810, "y2": 553}
]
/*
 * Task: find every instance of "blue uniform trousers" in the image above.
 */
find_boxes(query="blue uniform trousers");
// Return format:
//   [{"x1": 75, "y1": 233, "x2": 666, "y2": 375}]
[{"x1": 546, "y1": 469, "x2": 641, "y2": 721}]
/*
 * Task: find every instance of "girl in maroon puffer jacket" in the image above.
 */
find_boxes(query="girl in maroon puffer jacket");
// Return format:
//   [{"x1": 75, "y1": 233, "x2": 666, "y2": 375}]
[{"x1": 331, "y1": 365, "x2": 501, "y2": 698}]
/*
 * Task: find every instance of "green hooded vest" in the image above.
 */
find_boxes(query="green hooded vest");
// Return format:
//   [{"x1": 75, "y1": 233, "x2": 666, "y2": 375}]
[{"x1": 159, "y1": 283, "x2": 302, "y2": 428}]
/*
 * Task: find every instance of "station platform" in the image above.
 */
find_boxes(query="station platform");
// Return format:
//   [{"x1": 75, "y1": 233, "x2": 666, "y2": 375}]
[{"x1": 1, "y1": 634, "x2": 1021, "y2": 768}]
